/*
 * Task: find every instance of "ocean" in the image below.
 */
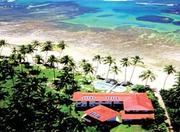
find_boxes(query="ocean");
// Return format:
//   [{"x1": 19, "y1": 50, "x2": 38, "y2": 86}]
[{"x1": 0, "y1": 0, "x2": 180, "y2": 32}]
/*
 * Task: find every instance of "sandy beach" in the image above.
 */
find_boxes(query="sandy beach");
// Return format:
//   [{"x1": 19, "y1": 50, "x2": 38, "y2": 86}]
[{"x1": 0, "y1": 21, "x2": 180, "y2": 90}]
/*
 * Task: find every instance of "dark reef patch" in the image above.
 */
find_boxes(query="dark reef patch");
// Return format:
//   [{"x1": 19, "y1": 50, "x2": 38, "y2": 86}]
[
  {"x1": 173, "y1": 21, "x2": 180, "y2": 26},
  {"x1": 162, "y1": 4, "x2": 180, "y2": 15},
  {"x1": 136, "y1": 15, "x2": 174, "y2": 23},
  {"x1": 97, "y1": 14, "x2": 113, "y2": 17}
]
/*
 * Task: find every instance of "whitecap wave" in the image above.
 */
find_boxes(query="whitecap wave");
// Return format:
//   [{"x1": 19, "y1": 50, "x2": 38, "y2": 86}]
[
  {"x1": 0, "y1": 0, "x2": 15, "y2": 2},
  {"x1": 136, "y1": 2, "x2": 174, "y2": 7},
  {"x1": 5, "y1": 0, "x2": 16, "y2": 2},
  {"x1": 27, "y1": 3, "x2": 50, "y2": 9}
]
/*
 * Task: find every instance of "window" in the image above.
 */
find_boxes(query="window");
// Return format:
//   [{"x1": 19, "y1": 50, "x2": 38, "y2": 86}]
[
  {"x1": 106, "y1": 96, "x2": 119, "y2": 101},
  {"x1": 76, "y1": 101, "x2": 87, "y2": 107},
  {"x1": 89, "y1": 101, "x2": 98, "y2": 107},
  {"x1": 90, "y1": 112, "x2": 101, "y2": 119},
  {"x1": 82, "y1": 96, "x2": 95, "y2": 100}
]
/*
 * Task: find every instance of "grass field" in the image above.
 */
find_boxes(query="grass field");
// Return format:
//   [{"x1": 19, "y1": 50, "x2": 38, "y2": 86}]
[{"x1": 111, "y1": 125, "x2": 148, "y2": 132}]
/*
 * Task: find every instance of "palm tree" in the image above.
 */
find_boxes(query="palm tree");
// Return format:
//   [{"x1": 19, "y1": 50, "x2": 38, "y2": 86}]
[
  {"x1": 82, "y1": 62, "x2": 94, "y2": 76},
  {"x1": 19, "y1": 45, "x2": 27, "y2": 62},
  {"x1": 47, "y1": 55, "x2": 58, "y2": 68},
  {"x1": 17, "y1": 53, "x2": 25, "y2": 72},
  {"x1": 80, "y1": 59, "x2": 88, "y2": 66},
  {"x1": 81, "y1": 62, "x2": 94, "y2": 85},
  {"x1": 34, "y1": 55, "x2": 43, "y2": 64},
  {"x1": 111, "y1": 65, "x2": 121, "y2": 80},
  {"x1": 32, "y1": 40, "x2": 40, "y2": 49},
  {"x1": 173, "y1": 71, "x2": 180, "y2": 89},
  {"x1": 129, "y1": 56, "x2": 144, "y2": 82},
  {"x1": 34, "y1": 54, "x2": 43, "y2": 70},
  {"x1": 68, "y1": 60, "x2": 76, "y2": 73},
  {"x1": 120, "y1": 57, "x2": 131, "y2": 82},
  {"x1": 170, "y1": 71, "x2": 180, "y2": 112},
  {"x1": 12, "y1": 47, "x2": 17, "y2": 54},
  {"x1": 26, "y1": 44, "x2": 34, "y2": 60},
  {"x1": 41, "y1": 41, "x2": 53, "y2": 62},
  {"x1": 47, "y1": 55, "x2": 58, "y2": 80},
  {"x1": 9, "y1": 53, "x2": 18, "y2": 66},
  {"x1": 103, "y1": 56, "x2": 115, "y2": 79},
  {"x1": 0, "y1": 59, "x2": 16, "y2": 86},
  {"x1": 8, "y1": 64, "x2": 16, "y2": 86},
  {"x1": 60, "y1": 55, "x2": 74, "y2": 66},
  {"x1": 57, "y1": 41, "x2": 66, "y2": 57},
  {"x1": 139, "y1": 70, "x2": 156, "y2": 86},
  {"x1": 32, "y1": 40, "x2": 40, "y2": 55},
  {"x1": 162, "y1": 65, "x2": 176, "y2": 89},
  {"x1": 0, "y1": 39, "x2": 8, "y2": 56},
  {"x1": 92, "y1": 55, "x2": 101, "y2": 75}
]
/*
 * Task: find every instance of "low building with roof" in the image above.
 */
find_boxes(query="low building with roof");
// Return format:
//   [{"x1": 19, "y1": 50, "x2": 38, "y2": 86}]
[
  {"x1": 72, "y1": 92, "x2": 155, "y2": 124},
  {"x1": 82, "y1": 105, "x2": 121, "y2": 124}
]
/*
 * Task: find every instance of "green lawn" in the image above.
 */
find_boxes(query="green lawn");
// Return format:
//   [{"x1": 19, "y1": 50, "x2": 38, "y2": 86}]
[
  {"x1": 38, "y1": 66, "x2": 61, "y2": 81},
  {"x1": 111, "y1": 125, "x2": 148, "y2": 132}
]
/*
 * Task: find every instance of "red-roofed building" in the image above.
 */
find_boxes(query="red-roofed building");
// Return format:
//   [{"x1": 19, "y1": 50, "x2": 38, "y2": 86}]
[
  {"x1": 72, "y1": 92, "x2": 155, "y2": 123},
  {"x1": 120, "y1": 111, "x2": 155, "y2": 120},
  {"x1": 83, "y1": 105, "x2": 120, "y2": 123},
  {"x1": 123, "y1": 94, "x2": 154, "y2": 112},
  {"x1": 120, "y1": 111, "x2": 155, "y2": 123}
]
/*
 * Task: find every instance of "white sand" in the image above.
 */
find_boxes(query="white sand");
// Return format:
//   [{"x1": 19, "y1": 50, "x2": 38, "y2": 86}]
[
  {"x1": 1, "y1": 40, "x2": 176, "y2": 91},
  {"x1": 0, "y1": 20, "x2": 179, "y2": 91}
]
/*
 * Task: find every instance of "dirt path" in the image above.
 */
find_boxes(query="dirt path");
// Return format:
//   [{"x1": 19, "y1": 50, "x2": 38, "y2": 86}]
[{"x1": 154, "y1": 91, "x2": 174, "y2": 132}]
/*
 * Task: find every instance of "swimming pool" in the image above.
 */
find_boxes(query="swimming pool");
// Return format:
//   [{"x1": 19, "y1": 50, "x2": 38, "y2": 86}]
[
  {"x1": 93, "y1": 81, "x2": 127, "y2": 92},
  {"x1": 93, "y1": 81, "x2": 113, "y2": 90},
  {"x1": 112, "y1": 85, "x2": 127, "y2": 92}
]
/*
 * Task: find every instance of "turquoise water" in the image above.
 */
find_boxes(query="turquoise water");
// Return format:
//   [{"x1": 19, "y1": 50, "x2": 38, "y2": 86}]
[
  {"x1": 93, "y1": 81, "x2": 127, "y2": 92},
  {"x1": 0, "y1": 0, "x2": 180, "y2": 32},
  {"x1": 93, "y1": 81, "x2": 113, "y2": 90}
]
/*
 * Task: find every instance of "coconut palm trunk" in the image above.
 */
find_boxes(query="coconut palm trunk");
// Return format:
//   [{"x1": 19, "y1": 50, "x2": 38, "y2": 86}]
[
  {"x1": 59, "y1": 50, "x2": 63, "y2": 58},
  {"x1": 25, "y1": 54, "x2": 28, "y2": 62},
  {"x1": 45, "y1": 51, "x2": 48, "y2": 62},
  {"x1": 31, "y1": 54, "x2": 34, "y2": 63},
  {"x1": 129, "y1": 66, "x2": 136, "y2": 82},
  {"x1": 113, "y1": 73, "x2": 116, "y2": 80},
  {"x1": 162, "y1": 65, "x2": 176, "y2": 90},
  {"x1": 145, "y1": 78, "x2": 149, "y2": 86},
  {"x1": 106, "y1": 65, "x2": 110, "y2": 80},
  {"x1": 120, "y1": 57, "x2": 131, "y2": 82},
  {"x1": 124, "y1": 67, "x2": 127, "y2": 82},
  {"x1": 95, "y1": 61, "x2": 99, "y2": 75},
  {"x1": 0, "y1": 47, "x2": 3, "y2": 56},
  {"x1": 162, "y1": 75, "x2": 169, "y2": 89}
]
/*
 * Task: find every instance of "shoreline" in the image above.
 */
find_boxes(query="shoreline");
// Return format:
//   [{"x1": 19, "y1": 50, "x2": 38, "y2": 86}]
[
  {"x1": 1, "y1": 21, "x2": 179, "y2": 67},
  {"x1": 0, "y1": 20, "x2": 180, "y2": 90}
]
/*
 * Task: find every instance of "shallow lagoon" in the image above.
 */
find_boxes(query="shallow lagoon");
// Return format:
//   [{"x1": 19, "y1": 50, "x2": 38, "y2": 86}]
[{"x1": 0, "y1": 0, "x2": 180, "y2": 32}]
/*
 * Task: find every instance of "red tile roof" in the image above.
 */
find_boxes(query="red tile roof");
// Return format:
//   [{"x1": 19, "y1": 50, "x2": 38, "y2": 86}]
[
  {"x1": 73, "y1": 92, "x2": 129, "y2": 101},
  {"x1": 72, "y1": 92, "x2": 154, "y2": 111},
  {"x1": 120, "y1": 111, "x2": 155, "y2": 120},
  {"x1": 84, "y1": 105, "x2": 119, "y2": 122},
  {"x1": 123, "y1": 94, "x2": 154, "y2": 111}
]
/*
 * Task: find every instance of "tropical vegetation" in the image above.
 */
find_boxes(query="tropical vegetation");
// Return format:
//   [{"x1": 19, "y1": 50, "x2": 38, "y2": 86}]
[
  {"x1": 0, "y1": 39, "x2": 178, "y2": 132},
  {"x1": 160, "y1": 72, "x2": 180, "y2": 132}
]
